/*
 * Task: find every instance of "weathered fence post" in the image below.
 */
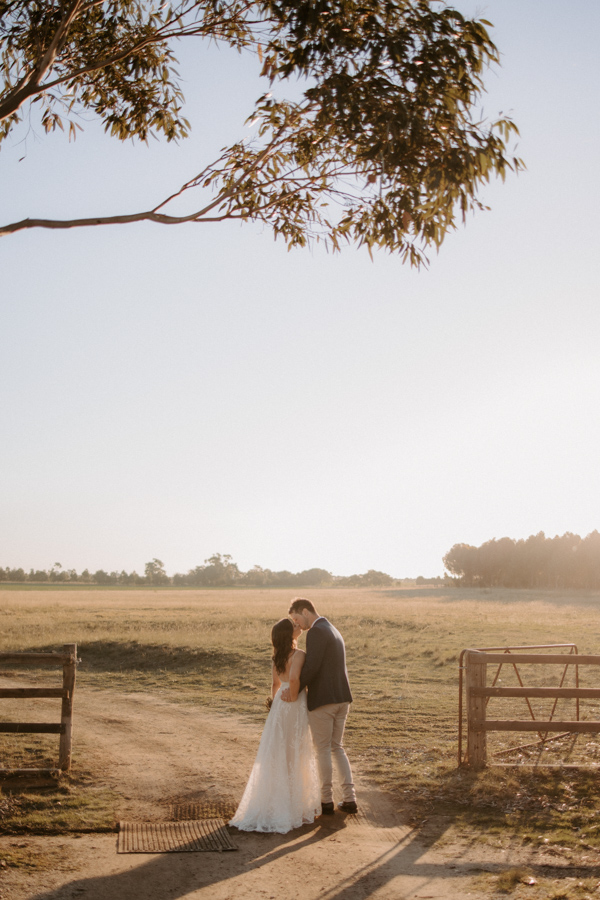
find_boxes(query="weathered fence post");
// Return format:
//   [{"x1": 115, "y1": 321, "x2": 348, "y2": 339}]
[
  {"x1": 466, "y1": 650, "x2": 487, "y2": 769},
  {"x1": 59, "y1": 643, "x2": 77, "y2": 771}
]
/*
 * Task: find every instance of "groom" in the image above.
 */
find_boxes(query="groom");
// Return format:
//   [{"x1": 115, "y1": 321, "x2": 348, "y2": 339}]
[{"x1": 281, "y1": 598, "x2": 357, "y2": 815}]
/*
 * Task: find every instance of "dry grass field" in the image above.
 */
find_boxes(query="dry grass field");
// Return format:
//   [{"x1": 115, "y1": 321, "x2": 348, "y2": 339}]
[{"x1": 4, "y1": 585, "x2": 600, "y2": 861}]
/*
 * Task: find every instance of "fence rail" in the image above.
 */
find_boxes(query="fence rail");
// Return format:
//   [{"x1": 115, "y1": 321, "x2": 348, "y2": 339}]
[
  {"x1": 479, "y1": 720, "x2": 600, "y2": 734},
  {"x1": 0, "y1": 643, "x2": 78, "y2": 774},
  {"x1": 0, "y1": 723, "x2": 64, "y2": 734},
  {"x1": 0, "y1": 688, "x2": 68, "y2": 699},
  {"x1": 467, "y1": 652, "x2": 600, "y2": 666},
  {"x1": 471, "y1": 687, "x2": 600, "y2": 699}
]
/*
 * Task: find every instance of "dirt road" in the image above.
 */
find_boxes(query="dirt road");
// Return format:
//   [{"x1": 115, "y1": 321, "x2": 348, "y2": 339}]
[{"x1": 0, "y1": 689, "x2": 554, "y2": 899}]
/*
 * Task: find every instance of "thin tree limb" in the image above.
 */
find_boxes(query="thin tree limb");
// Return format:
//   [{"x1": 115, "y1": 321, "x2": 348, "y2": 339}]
[{"x1": 0, "y1": 209, "x2": 236, "y2": 235}]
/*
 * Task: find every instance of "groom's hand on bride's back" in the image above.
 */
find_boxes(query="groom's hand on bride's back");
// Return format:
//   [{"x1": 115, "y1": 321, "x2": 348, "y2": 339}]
[{"x1": 280, "y1": 688, "x2": 292, "y2": 702}]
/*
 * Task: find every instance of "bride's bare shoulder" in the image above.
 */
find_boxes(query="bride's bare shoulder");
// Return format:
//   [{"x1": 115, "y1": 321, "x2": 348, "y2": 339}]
[{"x1": 292, "y1": 648, "x2": 306, "y2": 663}]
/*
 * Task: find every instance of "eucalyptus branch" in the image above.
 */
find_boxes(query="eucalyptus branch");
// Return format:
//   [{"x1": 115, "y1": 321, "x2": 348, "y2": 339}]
[
  {"x1": 0, "y1": 205, "x2": 246, "y2": 235},
  {"x1": 0, "y1": 0, "x2": 523, "y2": 259}
]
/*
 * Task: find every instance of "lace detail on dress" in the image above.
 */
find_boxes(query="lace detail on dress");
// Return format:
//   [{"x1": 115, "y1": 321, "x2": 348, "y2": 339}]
[{"x1": 229, "y1": 683, "x2": 320, "y2": 833}]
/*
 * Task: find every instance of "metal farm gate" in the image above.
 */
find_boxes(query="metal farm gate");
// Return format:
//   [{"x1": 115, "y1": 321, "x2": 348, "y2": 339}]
[{"x1": 458, "y1": 644, "x2": 600, "y2": 768}]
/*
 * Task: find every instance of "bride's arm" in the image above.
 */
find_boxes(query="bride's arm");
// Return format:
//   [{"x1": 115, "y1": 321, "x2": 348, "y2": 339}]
[
  {"x1": 287, "y1": 650, "x2": 306, "y2": 702},
  {"x1": 271, "y1": 663, "x2": 281, "y2": 699}
]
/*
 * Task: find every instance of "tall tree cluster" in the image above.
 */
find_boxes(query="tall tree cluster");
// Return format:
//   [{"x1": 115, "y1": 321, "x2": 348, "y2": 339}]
[{"x1": 443, "y1": 532, "x2": 600, "y2": 589}]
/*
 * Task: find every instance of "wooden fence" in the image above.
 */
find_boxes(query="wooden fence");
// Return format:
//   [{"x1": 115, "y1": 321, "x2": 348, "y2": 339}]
[
  {"x1": 0, "y1": 643, "x2": 78, "y2": 775},
  {"x1": 459, "y1": 644, "x2": 600, "y2": 768}
]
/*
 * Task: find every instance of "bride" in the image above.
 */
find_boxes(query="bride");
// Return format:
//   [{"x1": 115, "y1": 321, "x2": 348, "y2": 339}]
[{"x1": 229, "y1": 618, "x2": 320, "y2": 833}]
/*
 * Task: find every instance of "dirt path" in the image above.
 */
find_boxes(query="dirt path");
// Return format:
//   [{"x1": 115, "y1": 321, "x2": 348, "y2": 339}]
[{"x1": 0, "y1": 689, "x2": 583, "y2": 899}]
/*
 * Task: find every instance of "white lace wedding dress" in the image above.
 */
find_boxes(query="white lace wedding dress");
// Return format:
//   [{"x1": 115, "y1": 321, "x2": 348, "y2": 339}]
[{"x1": 229, "y1": 682, "x2": 320, "y2": 833}]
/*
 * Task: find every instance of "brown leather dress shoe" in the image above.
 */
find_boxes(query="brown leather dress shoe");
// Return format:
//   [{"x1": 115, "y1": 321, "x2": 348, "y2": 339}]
[
  {"x1": 321, "y1": 802, "x2": 335, "y2": 815},
  {"x1": 337, "y1": 800, "x2": 358, "y2": 814}
]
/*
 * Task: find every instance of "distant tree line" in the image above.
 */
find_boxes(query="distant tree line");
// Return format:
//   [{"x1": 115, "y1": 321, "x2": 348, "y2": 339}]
[
  {"x1": 0, "y1": 554, "x2": 411, "y2": 588},
  {"x1": 443, "y1": 531, "x2": 600, "y2": 589}
]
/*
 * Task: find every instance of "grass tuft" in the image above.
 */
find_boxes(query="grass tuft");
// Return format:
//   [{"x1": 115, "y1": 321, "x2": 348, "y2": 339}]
[{"x1": 495, "y1": 866, "x2": 534, "y2": 892}]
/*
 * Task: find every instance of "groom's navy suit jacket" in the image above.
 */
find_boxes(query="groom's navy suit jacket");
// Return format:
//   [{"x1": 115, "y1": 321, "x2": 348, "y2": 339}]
[{"x1": 299, "y1": 617, "x2": 352, "y2": 712}]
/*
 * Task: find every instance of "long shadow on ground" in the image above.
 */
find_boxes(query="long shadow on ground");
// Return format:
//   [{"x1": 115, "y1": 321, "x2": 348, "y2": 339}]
[{"x1": 26, "y1": 808, "x2": 600, "y2": 900}]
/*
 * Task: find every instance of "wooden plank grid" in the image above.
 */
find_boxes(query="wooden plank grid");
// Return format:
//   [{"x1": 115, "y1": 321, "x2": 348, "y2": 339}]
[
  {"x1": 118, "y1": 819, "x2": 238, "y2": 853},
  {"x1": 169, "y1": 800, "x2": 238, "y2": 821}
]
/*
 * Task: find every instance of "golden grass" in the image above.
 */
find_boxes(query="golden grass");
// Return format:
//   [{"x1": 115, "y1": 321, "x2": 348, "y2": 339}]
[
  {"x1": 4, "y1": 585, "x2": 600, "y2": 849},
  {"x1": 0, "y1": 781, "x2": 117, "y2": 835}
]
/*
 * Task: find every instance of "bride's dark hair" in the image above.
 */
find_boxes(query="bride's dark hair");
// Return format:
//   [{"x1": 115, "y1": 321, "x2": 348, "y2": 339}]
[{"x1": 271, "y1": 618, "x2": 295, "y2": 674}]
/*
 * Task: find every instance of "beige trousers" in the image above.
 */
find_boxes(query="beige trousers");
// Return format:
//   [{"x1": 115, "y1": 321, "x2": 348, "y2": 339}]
[{"x1": 308, "y1": 702, "x2": 356, "y2": 804}]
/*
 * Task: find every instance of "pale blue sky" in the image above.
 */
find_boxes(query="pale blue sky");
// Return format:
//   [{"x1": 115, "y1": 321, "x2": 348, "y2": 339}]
[{"x1": 1, "y1": 1, "x2": 599, "y2": 578}]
